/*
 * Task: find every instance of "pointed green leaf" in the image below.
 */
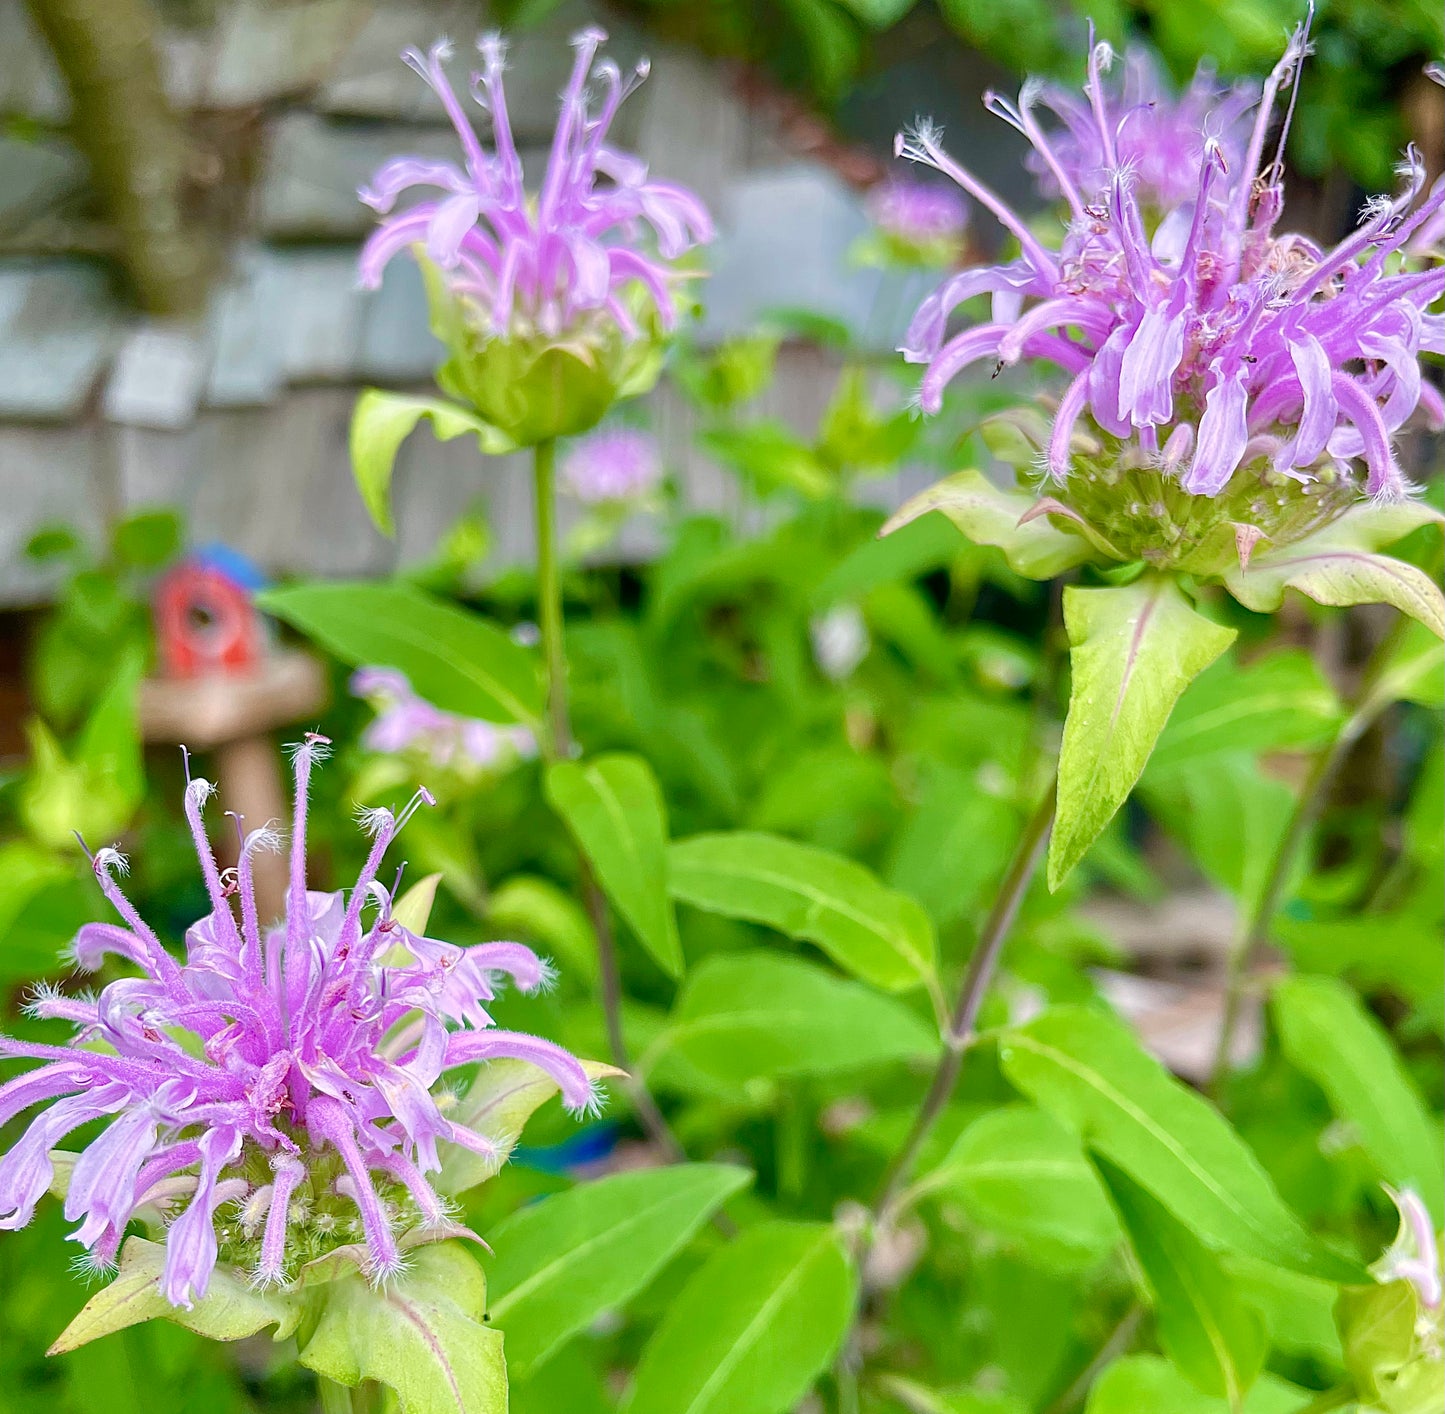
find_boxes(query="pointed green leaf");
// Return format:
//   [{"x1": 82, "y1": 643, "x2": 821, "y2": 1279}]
[
  {"x1": 647, "y1": 951, "x2": 938, "y2": 1093},
  {"x1": 392, "y1": 872, "x2": 443, "y2": 936},
  {"x1": 296, "y1": 1243, "x2": 505, "y2": 1414},
  {"x1": 486, "y1": 1163, "x2": 752, "y2": 1377},
  {"x1": 1223, "y1": 500, "x2": 1445, "y2": 636},
  {"x1": 437, "y1": 1057, "x2": 621, "y2": 1196},
  {"x1": 49, "y1": 1238, "x2": 301, "y2": 1354},
  {"x1": 881, "y1": 470, "x2": 1095, "y2": 580},
  {"x1": 351, "y1": 389, "x2": 515, "y2": 537},
  {"x1": 1051, "y1": 577, "x2": 1236, "y2": 889},
  {"x1": 667, "y1": 831, "x2": 936, "y2": 992},
  {"x1": 623, "y1": 1221, "x2": 856, "y2": 1414},
  {"x1": 997, "y1": 1006, "x2": 1362, "y2": 1282},
  {"x1": 258, "y1": 581, "x2": 542, "y2": 725},
  {"x1": 546, "y1": 754, "x2": 681, "y2": 977},
  {"x1": 1273, "y1": 975, "x2": 1445, "y2": 1223},
  {"x1": 1098, "y1": 1158, "x2": 1268, "y2": 1403},
  {"x1": 913, "y1": 1105, "x2": 1120, "y2": 1265}
]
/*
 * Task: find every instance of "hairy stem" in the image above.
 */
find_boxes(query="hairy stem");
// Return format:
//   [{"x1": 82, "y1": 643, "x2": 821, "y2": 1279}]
[
  {"x1": 1207, "y1": 614, "x2": 1411, "y2": 1091},
  {"x1": 872, "y1": 775, "x2": 1057, "y2": 1221},
  {"x1": 532, "y1": 441, "x2": 687, "y2": 1165}
]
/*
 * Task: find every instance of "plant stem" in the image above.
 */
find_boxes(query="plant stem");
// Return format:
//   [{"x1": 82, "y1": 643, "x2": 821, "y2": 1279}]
[
  {"x1": 1040, "y1": 1305, "x2": 1144, "y2": 1414},
  {"x1": 317, "y1": 1377, "x2": 369, "y2": 1414},
  {"x1": 531, "y1": 440, "x2": 688, "y2": 1166},
  {"x1": 533, "y1": 440, "x2": 571, "y2": 762},
  {"x1": 1207, "y1": 615, "x2": 1410, "y2": 1092},
  {"x1": 872, "y1": 775, "x2": 1058, "y2": 1221}
]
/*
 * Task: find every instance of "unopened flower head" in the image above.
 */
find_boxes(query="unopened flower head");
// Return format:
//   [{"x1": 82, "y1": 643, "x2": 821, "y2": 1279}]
[
  {"x1": 358, "y1": 31, "x2": 713, "y2": 442},
  {"x1": 561, "y1": 427, "x2": 663, "y2": 504},
  {"x1": 898, "y1": 25, "x2": 1445, "y2": 569},
  {"x1": 351, "y1": 667, "x2": 536, "y2": 771},
  {"x1": 862, "y1": 177, "x2": 968, "y2": 267},
  {"x1": 0, "y1": 740, "x2": 593, "y2": 1307}
]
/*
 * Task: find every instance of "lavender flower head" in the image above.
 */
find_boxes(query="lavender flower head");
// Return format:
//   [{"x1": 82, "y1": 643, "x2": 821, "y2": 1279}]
[
  {"x1": 0, "y1": 738, "x2": 593, "y2": 1307},
  {"x1": 358, "y1": 30, "x2": 712, "y2": 442},
  {"x1": 1019, "y1": 46, "x2": 1256, "y2": 212},
  {"x1": 898, "y1": 27, "x2": 1445, "y2": 570},
  {"x1": 352, "y1": 667, "x2": 536, "y2": 771},
  {"x1": 561, "y1": 427, "x2": 663, "y2": 504},
  {"x1": 862, "y1": 177, "x2": 968, "y2": 267}
]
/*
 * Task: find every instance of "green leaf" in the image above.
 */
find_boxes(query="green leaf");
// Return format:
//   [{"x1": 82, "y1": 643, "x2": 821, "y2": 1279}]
[
  {"x1": 667, "y1": 831, "x2": 936, "y2": 993},
  {"x1": 351, "y1": 389, "x2": 515, "y2": 537},
  {"x1": 486, "y1": 1163, "x2": 752, "y2": 1377},
  {"x1": 546, "y1": 754, "x2": 681, "y2": 977},
  {"x1": 112, "y1": 509, "x2": 182, "y2": 570},
  {"x1": 1223, "y1": 501, "x2": 1445, "y2": 637},
  {"x1": 487, "y1": 874, "x2": 599, "y2": 983},
  {"x1": 1149, "y1": 649, "x2": 1342, "y2": 772},
  {"x1": 1273, "y1": 975, "x2": 1445, "y2": 1223},
  {"x1": 812, "y1": 509, "x2": 962, "y2": 607},
  {"x1": 391, "y1": 872, "x2": 443, "y2": 936},
  {"x1": 49, "y1": 1238, "x2": 301, "y2": 1354},
  {"x1": 913, "y1": 1105, "x2": 1120, "y2": 1265},
  {"x1": 881, "y1": 470, "x2": 1095, "y2": 580},
  {"x1": 296, "y1": 1243, "x2": 505, "y2": 1414},
  {"x1": 20, "y1": 651, "x2": 145, "y2": 849},
  {"x1": 1365, "y1": 621, "x2": 1445, "y2": 712},
  {"x1": 1085, "y1": 1356, "x2": 1311, "y2": 1414},
  {"x1": 1336, "y1": 1281, "x2": 1420, "y2": 1402},
  {"x1": 1051, "y1": 577, "x2": 1236, "y2": 889},
  {"x1": 258, "y1": 581, "x2": 542, "y2": 726},
  {"x1": 1142, "y1": 754, "x2": 1296, "y2": 914},
  {"x1": 437, "y1": 1057, "x2": 621, "y2": 1196},
  {"x1": 1098, "y1": 1158, "x2": 1268, "y2": 1403},
  {"x1": 1222, "y1": 1256, "x2": 1344, "y2": 1367},
  {"x1": 835, "y1": 0, "x2": 916, "y2": 28},
  {"x1": 623, "y1": 1221, "x2": 855, "y2": 1414},
  {"x1": 647, "y1": 951, "x2": 938, "y2": 1094},
  {"x1": 997, "y1": 1006, "x2": 1362, "y2": 1282}
]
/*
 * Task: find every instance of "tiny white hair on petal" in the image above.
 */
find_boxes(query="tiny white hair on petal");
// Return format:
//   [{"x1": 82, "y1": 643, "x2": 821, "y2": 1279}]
[
  {"x1": 354, "y1": 805, "x2": 395, "y2": 839},
  {"x1": 244, "y1": 824, "x2": 285, "y2": 857},
  {"x1": 94, "y1": 846, "x2": 130, "y2": 877},
  {"x1": 186, "y1": 777, "x2": 216, "y2": 807}
]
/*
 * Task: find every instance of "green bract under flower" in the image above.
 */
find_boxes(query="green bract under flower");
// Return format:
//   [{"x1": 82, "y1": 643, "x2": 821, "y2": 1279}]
[{"x1": 424, "y1": 260, "x2": 670, "y2": 445}]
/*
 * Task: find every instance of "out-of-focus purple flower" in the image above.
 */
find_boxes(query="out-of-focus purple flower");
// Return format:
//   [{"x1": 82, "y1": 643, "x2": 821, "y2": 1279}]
[
  {"x1": 561, "y1": 428, "x2": 663, "y2": 504},
  {"x1": 897, "y1": 28, "x2": 1445, "y2": 538},
  {"x1": 1017, "y1": 47, "x2": 1256, "y2": 212},
  {"x1": 358, "y1": 30, "x2": 712, "y2": 342},
  {"x1": 1373, "y1": 1187, "x2": 1442, "y2": 1310},
  {"x1": 0, "y1": 739, "x2": 592, "y2": 1307},
  {"x1": 351, "y1": 668, "x2": 535, "y2": 771},
  {"x1": 863, "y1": 178, "x2": 968, "y2": 266}
]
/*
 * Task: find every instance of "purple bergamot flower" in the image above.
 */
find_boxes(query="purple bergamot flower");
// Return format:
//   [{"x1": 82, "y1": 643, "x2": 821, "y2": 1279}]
[
  {"x1": 0, "y1": 737, "x2": 593, "y2": 1308},
  {"x1": 359, "y1": 30, "x2": 712, "y2": 344},
  {"x1": 861, "y1": 177, "x2": 968, "y2": 268},
  {"x1": 561, "y1": 427, "x2": 664, "y2": 504},
  {"x1": 352, "y1": 667, "x2": 536, "y2": 771},
  {"x1": 1015, "y1": 45, "x2": 1257, "y2": 213},
  {"x1": 896, "y1": 26, "x2": 1444, "y2": 568}
]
